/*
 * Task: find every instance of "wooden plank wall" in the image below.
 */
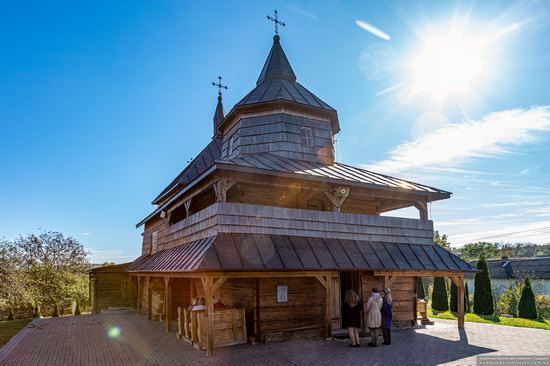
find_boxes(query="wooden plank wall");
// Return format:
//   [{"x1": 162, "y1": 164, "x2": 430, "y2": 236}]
[
  {"x1": 171, "y1": 278, "x2": 192, "y2": 319},
  {"x1": 258, "y1": 277, "x2": 325, "y2": 342},
  {"x1": 361, "y1": 275, "x2": 416, "y2": 328},
  {"x1": 218, "y1": 278, "x2": 255, "y2": 340},
  {"x1": 92, "y1": 272, "x2": 131, "y2": 313}
]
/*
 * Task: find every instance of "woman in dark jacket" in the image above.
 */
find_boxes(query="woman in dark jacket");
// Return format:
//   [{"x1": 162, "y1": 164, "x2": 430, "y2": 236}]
[
  {"x1": 342, "y1": 289, "x2": 363, "y2": 347},
  {"x1": 381, "y1": 288, "x2": 393, "y2": 345}
]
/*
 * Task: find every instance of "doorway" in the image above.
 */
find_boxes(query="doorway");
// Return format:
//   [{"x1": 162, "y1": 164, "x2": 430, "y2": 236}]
[{"x1": 340, "y1": 271, "x2": 362, "y2": 329}]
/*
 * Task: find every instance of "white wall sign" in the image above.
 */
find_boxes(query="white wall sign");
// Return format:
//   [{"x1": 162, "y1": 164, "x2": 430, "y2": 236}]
[{"x1": 277, "y1": 285, "x2": 288, "y2": 303}]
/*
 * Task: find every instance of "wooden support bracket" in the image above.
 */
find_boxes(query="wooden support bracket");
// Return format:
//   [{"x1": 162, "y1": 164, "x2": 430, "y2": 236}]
[
  {"x1": 324, "y1": 187, "x2": 350, "y2": 212},
  {"x1": 414, "y1": 201, "x2": 428, "y2": 220},
  {"x1": 213, "y1": 179, "x2": 236, "y2": 202}
]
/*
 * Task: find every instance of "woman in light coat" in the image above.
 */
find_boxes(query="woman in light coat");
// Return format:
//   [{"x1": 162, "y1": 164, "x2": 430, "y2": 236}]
[{"x1": 366, "y1": 288, "x2": 383, "y2": 347}]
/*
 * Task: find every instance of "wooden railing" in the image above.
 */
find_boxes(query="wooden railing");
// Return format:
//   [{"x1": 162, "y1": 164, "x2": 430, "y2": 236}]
[
  {"x1": 177, "y1": 307, "x2": 247, "y2": 350},
  {"x1": 164, "y1": 202, "x2": 434, "y2": 249}
]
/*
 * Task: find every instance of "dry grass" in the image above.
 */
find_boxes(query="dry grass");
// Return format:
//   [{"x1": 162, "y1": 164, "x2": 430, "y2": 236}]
[{"x1": 0, "y1": 319, "x2": 32, "y2": 347}]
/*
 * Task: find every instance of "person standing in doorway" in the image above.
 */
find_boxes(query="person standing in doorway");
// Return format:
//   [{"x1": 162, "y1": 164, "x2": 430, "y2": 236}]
[
  {"x1": 366, "y1": 288, "x2": 383, "y2": 347},
  {"x1": 343, "y1": 289, "x2": 363, "y2": 347},
  {"x1": 381, "y1": 288, "x2": 393, "y2": 345}
]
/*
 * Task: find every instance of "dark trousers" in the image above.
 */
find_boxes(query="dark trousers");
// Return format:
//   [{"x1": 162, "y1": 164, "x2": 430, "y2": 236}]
[{"x1": 382, "y1": 328, "x2": 391, "y2": 344}]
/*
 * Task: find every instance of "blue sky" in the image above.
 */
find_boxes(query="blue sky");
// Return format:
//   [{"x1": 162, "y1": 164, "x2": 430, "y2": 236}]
[{"x1": 1, "y1": 1, "x2": 549, "y2": 263}]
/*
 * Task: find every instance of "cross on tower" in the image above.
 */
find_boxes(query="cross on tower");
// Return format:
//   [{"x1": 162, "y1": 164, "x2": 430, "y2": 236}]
[
  {"x1": 211, "y1": 76, "x2": 228, "y2": 97},
  {"x1": 267, "y1": 9, "x2": 285, "y2": 35}
]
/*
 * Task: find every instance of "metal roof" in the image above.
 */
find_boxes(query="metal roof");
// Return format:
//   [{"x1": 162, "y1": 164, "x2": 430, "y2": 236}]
[
  {"x1": 468, "y1": 257, "x2": 550, "y2": 279},
  {"x1": 152, "y1": 137, "x2": 222, "y2": 204},
  {"x1": 127, "y1": 233, "x2": 475, "y2": 273},
  {"x1": 218, "y1": 152, "x2": 450, "y2": 196}
]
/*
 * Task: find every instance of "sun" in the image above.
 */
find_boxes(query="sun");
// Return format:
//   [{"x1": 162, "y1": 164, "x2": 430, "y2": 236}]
[{"x1": 411, "y1": 30, "x2": 485, "y2": 102}]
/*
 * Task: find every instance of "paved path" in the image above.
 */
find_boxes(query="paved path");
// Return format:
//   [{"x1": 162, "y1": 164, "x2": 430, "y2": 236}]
[{"x1": 0, "y1": 312, "x2": 548, "y2": 365}]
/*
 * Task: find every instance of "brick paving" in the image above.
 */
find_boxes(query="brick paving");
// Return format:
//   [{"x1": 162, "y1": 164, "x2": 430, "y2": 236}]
[{"x1": 0, "y1": 311, "x2": 548, "y2": 366}]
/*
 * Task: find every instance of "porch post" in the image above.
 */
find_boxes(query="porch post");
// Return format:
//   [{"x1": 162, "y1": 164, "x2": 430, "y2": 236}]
[
  {"x1": 325, "y1": 275, "x2": 332, "y2": 338},
  {"x1": 457, "y1": 275, "x2": 465, "y2": 329},
  {"x1": 203, "y1": 276, "x2": 215, "y2": 357},
  {"x1": 146, "y1": 276, "x2": 152, "y2": 320},
  {"x1": 137, "y1": 276, "x2": 142, "y2": 315},
  {"x1": 164, "y1": 277, "x2": 173, "y2": 332}
]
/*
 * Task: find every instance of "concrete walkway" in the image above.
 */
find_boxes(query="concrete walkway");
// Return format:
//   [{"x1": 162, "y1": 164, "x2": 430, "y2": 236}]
[{"x1": 0, "y1": 311, "x2": 548, "y2": 365}]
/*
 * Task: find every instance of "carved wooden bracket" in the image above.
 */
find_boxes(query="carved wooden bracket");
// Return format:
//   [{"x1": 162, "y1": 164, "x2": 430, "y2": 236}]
[
  {"x1": 213, "y1": 179, "x2": 236, "y2": 202},
  {"x1": 184, "y1": 199, "x2": 192, "y2": 218},
  {"x1": 324, "y1": 187, "x2": 350, "y2": 212}
]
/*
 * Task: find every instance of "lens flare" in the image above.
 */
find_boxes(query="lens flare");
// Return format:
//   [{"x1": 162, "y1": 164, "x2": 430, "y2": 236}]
[{"x1": 108, "y1": 326, "x2": 121, "y2": 338}]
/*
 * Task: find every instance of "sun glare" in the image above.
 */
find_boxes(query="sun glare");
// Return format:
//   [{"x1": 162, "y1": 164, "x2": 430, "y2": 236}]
[{"x1": 412, "y1": 30, "x2": 485, "y2": 101}]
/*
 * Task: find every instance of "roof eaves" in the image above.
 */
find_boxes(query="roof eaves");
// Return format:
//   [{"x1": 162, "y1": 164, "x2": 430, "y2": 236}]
[{"x1": 136, "y1": 164, "x2": 218, "y2": 228}]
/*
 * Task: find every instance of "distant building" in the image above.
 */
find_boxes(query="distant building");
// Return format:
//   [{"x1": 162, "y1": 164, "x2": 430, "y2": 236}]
[{"x1": 466, "y1": 257, "x2": 550, "y2": 295}]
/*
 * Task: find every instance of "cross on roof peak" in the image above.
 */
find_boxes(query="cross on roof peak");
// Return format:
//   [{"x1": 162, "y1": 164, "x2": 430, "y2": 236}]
[
  {"x1": 211, "y1": 76, "x2": 228, "y2": 98},
  {"x1": 267, "y1": 9, "x2": 285, "y2": 35}
]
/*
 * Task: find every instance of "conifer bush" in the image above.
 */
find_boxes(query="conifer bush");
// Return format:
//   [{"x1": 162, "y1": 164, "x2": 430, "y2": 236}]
[
  {"x1": 417, "y1": 277, "x2": 426, "y2": 299},
  {"x1": 431, "y1": 277, "x2": 449, "y2": 311},
  {"x1": 33, "y1": 301, "x2": 41, "y2": 319},
  {"x1": 474, "y1": 257, "x2": 494, "y2": 315},
  {"x1": 75, "y1": 298, "x2": 81, "y2": 316},
  {"x1": 465, "y1": 283, "x2": 471, "y2": 313},
  {"x1": 450, "y1": 281, "x2": 458, "y2": 312},
  {"x1": 518, "y1": 277, "x2": 537, "y2": 319}
]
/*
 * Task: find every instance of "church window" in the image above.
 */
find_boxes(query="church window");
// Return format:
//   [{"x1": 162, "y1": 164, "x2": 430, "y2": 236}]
[
  {"x1": 151, "y1": 230, "x2": 158, "y2": 254},
  {"x1": 300, "y1": 127, "x2": 314, "y2": 147}
]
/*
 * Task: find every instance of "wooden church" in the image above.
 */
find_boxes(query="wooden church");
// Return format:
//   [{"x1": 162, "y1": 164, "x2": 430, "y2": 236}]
[{"x1": 91, "y1": 14, "x2": 475, "y2": 357}]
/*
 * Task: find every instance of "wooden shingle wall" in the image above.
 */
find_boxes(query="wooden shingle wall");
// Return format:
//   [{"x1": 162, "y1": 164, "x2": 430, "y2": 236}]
[
  {"x1": 162, "y1": 202, "x2": 433, "y2": 251},
  {"x1": 221, "y1": 113, "x2": 334, "y2": 164}
]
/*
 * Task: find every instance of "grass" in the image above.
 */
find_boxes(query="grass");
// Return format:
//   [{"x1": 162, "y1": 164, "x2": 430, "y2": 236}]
[
  {"x1": 428, "y1": 309, "x2": 550, "y2": 330},
  {"x1": 0, "y1": 319, "x2": 32, "y2": 347}
]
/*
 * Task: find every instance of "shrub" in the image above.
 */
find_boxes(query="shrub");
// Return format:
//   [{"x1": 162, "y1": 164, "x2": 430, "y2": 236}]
[
  {"x1": 7, "y1": 308, "x2": 15, "y2": 321},
  {"x1": 465, "y1": 283, "x2": 471, "y2": 313},
  {"x1": 417, "y1": 277, "x2": 426, "y2": 299},
  {"x1": 508, "y1": 285, "x2": 518, "y2": 318},
  {"x1": 75, "y1": 298, "x2": 81, "y2": 316},
  {"x1": 474, "y1": 257, "x2": 494, "y2": 315},
  {"x1": 432, "y1": 277, "x2": 449, "y2": 311},
  {"x1": 33, "y1": 301, "x2": 42, "y2": 319},
  {"x1": 518, "y1": 277, "x2": 537, "y2": 319},
  {"x1": 52, "y1": 304, "x2": 59, "y2": 317},
  {"x1": 536, "y1": 294, "x2": 550, "y2": 320}
]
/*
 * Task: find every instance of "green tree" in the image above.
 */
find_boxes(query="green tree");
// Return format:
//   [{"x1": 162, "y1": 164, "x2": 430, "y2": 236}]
[
  {"x1": 457, "y1": 242, "x2": 501, "y2": 262},
  {"x1": 0, "y1": 240, "x2": 31, "y2": 317},
  {"x1": 465, "y1": 282, "x2": 471, "y2": 313},
  {"x1": 13, "y1": 231, "x2": 89, "y2": 313},
  {"x1": 450, "y1": 281, "x2": 458, "y2": 312},
  {"x1": 518, "y1": 276, "x2": 537, "y2": 319},
  {"x1": 431, "y1": 277, "x2": 449, "y2": 311},
  {"x1": 417, "y1": 277, "x2": 426, "y2": 299},
  {"x1": 434, "y1": 231, "x2": 451, "y2": 249},
  {"x1": 473, "y1": 257, "x2": 494, "y2": 315},
  {"x1": 52, "y1": 303, "x2": 59, "y2": 317}
]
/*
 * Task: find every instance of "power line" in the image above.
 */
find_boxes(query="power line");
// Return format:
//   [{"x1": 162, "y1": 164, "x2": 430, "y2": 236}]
[{"x1": 471, "y1": 226, "x2": 550, "y2": 241}]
